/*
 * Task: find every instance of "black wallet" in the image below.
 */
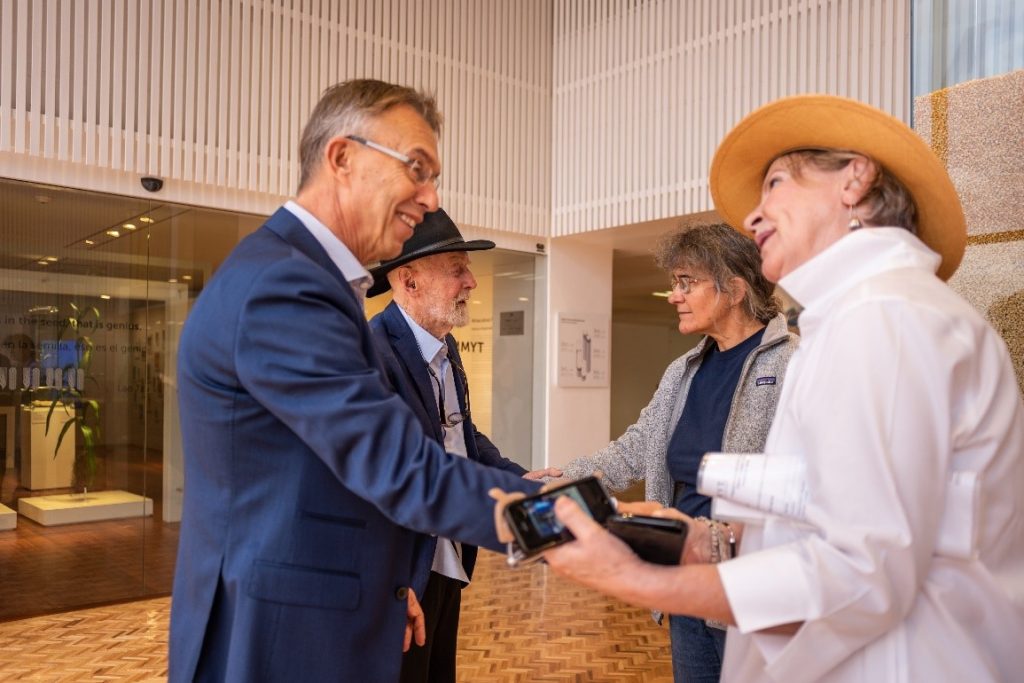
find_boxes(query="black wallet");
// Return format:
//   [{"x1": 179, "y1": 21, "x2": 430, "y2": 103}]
[{"x1": 605, "y1": 514, "x2": 688, "y2": 565}]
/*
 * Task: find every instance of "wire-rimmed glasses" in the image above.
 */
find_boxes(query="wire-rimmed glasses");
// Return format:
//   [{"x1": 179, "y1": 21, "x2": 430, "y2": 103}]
[
  {"x1": 669, "y1": 274, "x2": 707, "y2": 295},
  {"x1": 345, "y1": 135, "x2": 440, "y2": 189}
]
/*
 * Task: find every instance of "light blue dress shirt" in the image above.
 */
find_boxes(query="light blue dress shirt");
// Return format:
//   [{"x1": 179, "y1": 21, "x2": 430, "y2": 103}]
[{"x1": 396, "y1": 304, "x2": 470, "y2": 584}]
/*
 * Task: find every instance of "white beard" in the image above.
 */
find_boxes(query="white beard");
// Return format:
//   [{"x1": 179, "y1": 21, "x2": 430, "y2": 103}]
[{"x1": 424, "y1": 295, "x2": 470, "y2": 331}]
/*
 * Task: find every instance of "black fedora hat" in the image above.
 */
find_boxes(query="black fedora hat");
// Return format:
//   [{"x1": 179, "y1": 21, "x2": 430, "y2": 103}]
[{"x1": 367, "y1": 208, "x2": 494, "y2": 297}]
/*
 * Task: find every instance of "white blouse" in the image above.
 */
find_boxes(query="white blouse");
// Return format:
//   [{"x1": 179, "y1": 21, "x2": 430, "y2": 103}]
[{"x1": 718, "y1": 228, "x2": 1024, "y2": 682}]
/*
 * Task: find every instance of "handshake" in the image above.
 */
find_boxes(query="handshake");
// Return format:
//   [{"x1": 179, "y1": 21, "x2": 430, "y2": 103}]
[{"x1": 490, "y1": 475, "x2": 689, "y2": 567}]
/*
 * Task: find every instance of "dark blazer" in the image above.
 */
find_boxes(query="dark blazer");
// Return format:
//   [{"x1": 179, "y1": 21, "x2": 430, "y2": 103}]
[
  {"x1": 369, "y1": 301, "x2": 526, "y2": 595},
  {"x1": 168, "y1": 208, "x2": 537, "y2": 683}
]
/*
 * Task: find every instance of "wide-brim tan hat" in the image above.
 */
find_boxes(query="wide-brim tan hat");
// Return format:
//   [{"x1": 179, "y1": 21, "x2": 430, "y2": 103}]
[{"x1": 709, "y1": 94, "x2": 966, "y2": 280}]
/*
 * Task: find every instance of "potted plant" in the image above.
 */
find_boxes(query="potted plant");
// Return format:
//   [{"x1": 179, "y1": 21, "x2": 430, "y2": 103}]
[{"x1": 42, "y1": 302, "x2": 102, "y2": 493}]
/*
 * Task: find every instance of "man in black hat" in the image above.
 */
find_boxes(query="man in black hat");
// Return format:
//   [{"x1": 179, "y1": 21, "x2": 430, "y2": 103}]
[{"x1": 368, "y1": 208, "x2": 560, "y2": 683}]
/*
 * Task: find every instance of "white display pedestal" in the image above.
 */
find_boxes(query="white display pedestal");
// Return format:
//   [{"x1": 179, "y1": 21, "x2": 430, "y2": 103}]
[
  {"x1": 22, "y1": 403, "x2": 76, "y2": 490},
  {"x1": 18, "y1": 490, "x2": 153, "y2": 526},
  {"x1": 0, "y1": 503, "x2": 15, "y2": 530}
]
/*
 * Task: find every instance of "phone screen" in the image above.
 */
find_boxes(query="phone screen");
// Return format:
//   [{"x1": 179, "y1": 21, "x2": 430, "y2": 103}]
[{"x1": 504, "y1": 477, "x2": 614, "y2": 555}]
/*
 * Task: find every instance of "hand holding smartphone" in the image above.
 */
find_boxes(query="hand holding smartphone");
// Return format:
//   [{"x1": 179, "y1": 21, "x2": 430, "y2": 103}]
[
  {"x1": 503, "y1": 476, "x2": 616, "y2": 556},
  {"x1": 503, "y1": 476, "x2": 688, "y2": 566}
]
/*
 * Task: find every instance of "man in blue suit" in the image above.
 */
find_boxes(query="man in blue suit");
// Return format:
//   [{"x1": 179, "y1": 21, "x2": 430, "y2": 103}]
[
  {"x1": 169, "y1": 80, "x2": 539, "y2": 682},
  {"x1": 367, "y1": 209, "x2": 560, "y2": 683}
]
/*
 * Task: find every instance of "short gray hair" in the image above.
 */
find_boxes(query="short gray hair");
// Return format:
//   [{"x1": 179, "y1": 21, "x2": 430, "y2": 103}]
[
  {"x1": 298, "y1": 79, "x2": 442, "y2": 191},
  {"x1": 655, "y1": 223, "x2": 781, "y2": 324},
  {"x1": 779, "y1": 149, "x2": 918, "y2": 234}
]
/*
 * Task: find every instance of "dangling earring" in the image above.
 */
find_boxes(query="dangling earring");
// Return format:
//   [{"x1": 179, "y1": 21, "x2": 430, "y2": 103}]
[{"x1": 847, "y1": 204, "x2": 862, "y2": 231}]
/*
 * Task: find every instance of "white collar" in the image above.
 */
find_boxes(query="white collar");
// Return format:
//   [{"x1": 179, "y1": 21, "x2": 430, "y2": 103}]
[
  {"x1": 397, "y1": 303, "x2": 445, "y2": 365},
  {"x1": 283, "y1": 200, "x2": 373, "y2": 288},
  {"x1": 780, "y1": 228, "x2": 941, "y2": 319}
]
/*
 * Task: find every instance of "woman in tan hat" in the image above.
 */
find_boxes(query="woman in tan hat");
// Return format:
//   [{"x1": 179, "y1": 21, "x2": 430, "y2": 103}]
[{"x1": 536, "y1": 95, "x2": 1024, "y2": 682}]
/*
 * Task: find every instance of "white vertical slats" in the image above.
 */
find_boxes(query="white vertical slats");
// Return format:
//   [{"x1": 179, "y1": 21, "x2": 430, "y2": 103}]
[
  {"x1": 109, "y1": 0, "x2": 125, "y2": 170},
  {"x1": 13, "y1": 0, "x2": 29, "y2": 154},
  {"x1": 196, "y1": 0, "x2": 212, "y2": 185},
  {"x1": 2, "y1": 0, "x2": 537, "y2": 224},
  {"x1": 135, "y1": 0, "x2": 150, "y2": 171},
  {"x1": 552, "y1": 0, "x2": 912, "y2": 236},
  {"x1": 160, "y1": 0, "x2": 175, "y2": 180},
  {"x1": 145, "y1": 0, "x2": 160, "y2": 174},
  {"x1": 0, "y1": 0, "x2": 12, "y2": 151},
  {"x1": 28, "y1": 0, "x2": 43, "y2": 155},
  {"x1": 43, "y1": 0, "x2": 57, "y2": 158},
  {"x1": 96, "y1": 0, "x2": 110, "y2": 167},
  {"x1": 123, "y1": 0, "x2": 138, "y2": 172}
]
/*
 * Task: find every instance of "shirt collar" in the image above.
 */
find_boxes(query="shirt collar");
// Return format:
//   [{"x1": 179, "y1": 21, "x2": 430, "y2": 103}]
[
  {"x1": 396, "y1": 303, "x2": 445, "y2": 365},
  {"x1": 779, "y1": 228, "x2": 940, "y2": 317},
  {"x1": 283, "y1": 200, "x2": 373, "y2": 290}
]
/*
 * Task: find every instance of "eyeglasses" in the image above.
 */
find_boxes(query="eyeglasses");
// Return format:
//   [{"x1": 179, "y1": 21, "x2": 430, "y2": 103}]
[
  {"x1": 426, "y1": 358, "x2": 471, "y2": 428},
  {"x1": 669, "y1": 274, "x2": 707, "y2": 295},
  {"x1": 346, "y1": 135, "x2": 440, "y2": 189}
]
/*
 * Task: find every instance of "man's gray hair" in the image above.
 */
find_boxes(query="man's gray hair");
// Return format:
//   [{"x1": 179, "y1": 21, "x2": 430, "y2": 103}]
[{"x1": 298, "y1": 79, "x2": 442, "y2": 191}]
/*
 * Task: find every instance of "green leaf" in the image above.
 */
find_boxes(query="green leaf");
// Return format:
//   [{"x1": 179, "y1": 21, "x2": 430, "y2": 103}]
[
  {"x1": 45, "y1": 400, "x2": 57, "y2": 434},
  {"x1": 53, "y1": 417, "x2": 78, "y2": 459},
  {"x1": 82, "y1": 399, "x2": 100, "y2": 421}
]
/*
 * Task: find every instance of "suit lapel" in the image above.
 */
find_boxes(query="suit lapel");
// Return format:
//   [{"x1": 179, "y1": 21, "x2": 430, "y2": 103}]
[
  {"x1": 383, "y1": 303, "x2": 444, "y2": 442},
  {"x1": 263, "y1": 207, "x2": 388, "y2": 375}
]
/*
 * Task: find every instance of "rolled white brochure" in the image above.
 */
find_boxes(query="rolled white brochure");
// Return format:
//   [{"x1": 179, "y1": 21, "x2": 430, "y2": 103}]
[
  {"x1": 698, "y1": 453, "x2": 980, "y2": 561},
  {"x1": 698, "y1": 453, "x2": 808, "y2": 520}
]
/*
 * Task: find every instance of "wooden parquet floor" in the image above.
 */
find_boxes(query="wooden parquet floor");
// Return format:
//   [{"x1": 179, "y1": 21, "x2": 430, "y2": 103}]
[{"x1": 0, "y1": 551, "x2": 672, "y2": 682}]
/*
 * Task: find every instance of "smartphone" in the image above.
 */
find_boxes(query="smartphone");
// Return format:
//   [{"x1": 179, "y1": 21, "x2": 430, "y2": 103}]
[
  {"x1": 504, "y1": 476, "x2": 616, "y2": 556},
  {"x1": 605, "y1": 514, "x2": 688, "y2": 565}
]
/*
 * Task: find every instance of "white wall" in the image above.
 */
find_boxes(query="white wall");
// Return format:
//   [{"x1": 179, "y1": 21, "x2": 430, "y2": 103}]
[
  {"x1": 543, "y1": 238, "x2": 612, "y2": 467},
  {"x1": 0, "y1": 0, "x2": 552, "y2": 235},
  {"x1": 1, "y1": 0, "x2": 914, "y2": 242},
  {"x1": 552, "y1": 0, "x2": 912, "y2": 235},
  {"x1": 609, "y1": 321, "x2": 699, "y2": 439}
]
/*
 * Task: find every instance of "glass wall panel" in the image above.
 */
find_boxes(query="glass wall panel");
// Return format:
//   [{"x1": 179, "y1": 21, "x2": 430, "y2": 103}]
[
  {"x1": 0, "y1": 178, "x2": 540, "y2": 619},
  {"x1": 912, "y1": 0, "x2": 1024, "y2": 98},
  {"x1": 0, "y1": 178, "x2": 262, "y2": 620}
]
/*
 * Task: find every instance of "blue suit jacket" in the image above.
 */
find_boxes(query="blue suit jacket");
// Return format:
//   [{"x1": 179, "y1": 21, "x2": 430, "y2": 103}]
[
  {"x1": 169, "y1": 208, "x2": 538, "y2": 683},
  {"x1": 369, "y1": 301, "x2": 526, "y2": 595}
]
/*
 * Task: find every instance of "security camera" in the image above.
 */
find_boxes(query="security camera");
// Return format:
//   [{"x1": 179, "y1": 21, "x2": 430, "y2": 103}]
[{"x1": 141, "y1": 176, "x2": 164, "y2": 192}]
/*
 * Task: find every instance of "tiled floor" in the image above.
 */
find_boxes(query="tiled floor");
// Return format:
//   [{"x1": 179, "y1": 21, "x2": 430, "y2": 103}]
[{"x1": 0, "y1": 550, "x2": 672, "y2": 682}]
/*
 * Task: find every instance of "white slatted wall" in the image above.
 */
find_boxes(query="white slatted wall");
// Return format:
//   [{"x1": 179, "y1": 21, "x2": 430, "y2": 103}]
[
  {"x1": 552, "y1": 0, "x2": 911, "y2": 236},
  {"x1": 0, "y1": 0, "x2": 553, "y2": 235}
]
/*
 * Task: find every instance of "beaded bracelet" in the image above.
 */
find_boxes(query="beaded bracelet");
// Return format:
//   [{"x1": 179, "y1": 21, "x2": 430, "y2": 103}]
[{"x1": 696, "y1": 517, "x2": 735, "y2": 564}]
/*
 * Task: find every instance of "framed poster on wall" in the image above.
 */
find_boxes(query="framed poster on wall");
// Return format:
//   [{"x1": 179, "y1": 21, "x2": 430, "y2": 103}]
[{"x1": 556, "y1": 313, "x2": 609, "y2": 387}]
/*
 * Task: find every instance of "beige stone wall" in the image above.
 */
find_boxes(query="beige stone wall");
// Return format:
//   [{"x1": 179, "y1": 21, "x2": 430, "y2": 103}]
[{"x1": 914, "y1": 68, "x2": 1024, "y2": 397}]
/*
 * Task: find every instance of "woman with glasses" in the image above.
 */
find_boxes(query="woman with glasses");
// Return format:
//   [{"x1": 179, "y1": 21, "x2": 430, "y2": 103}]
[
  {"x1": 542, "y1": 95, "x2": 1024, "y2": 682},
  {"x1": 560, "y1": 222, "x2": 798, "y2": 682}
]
